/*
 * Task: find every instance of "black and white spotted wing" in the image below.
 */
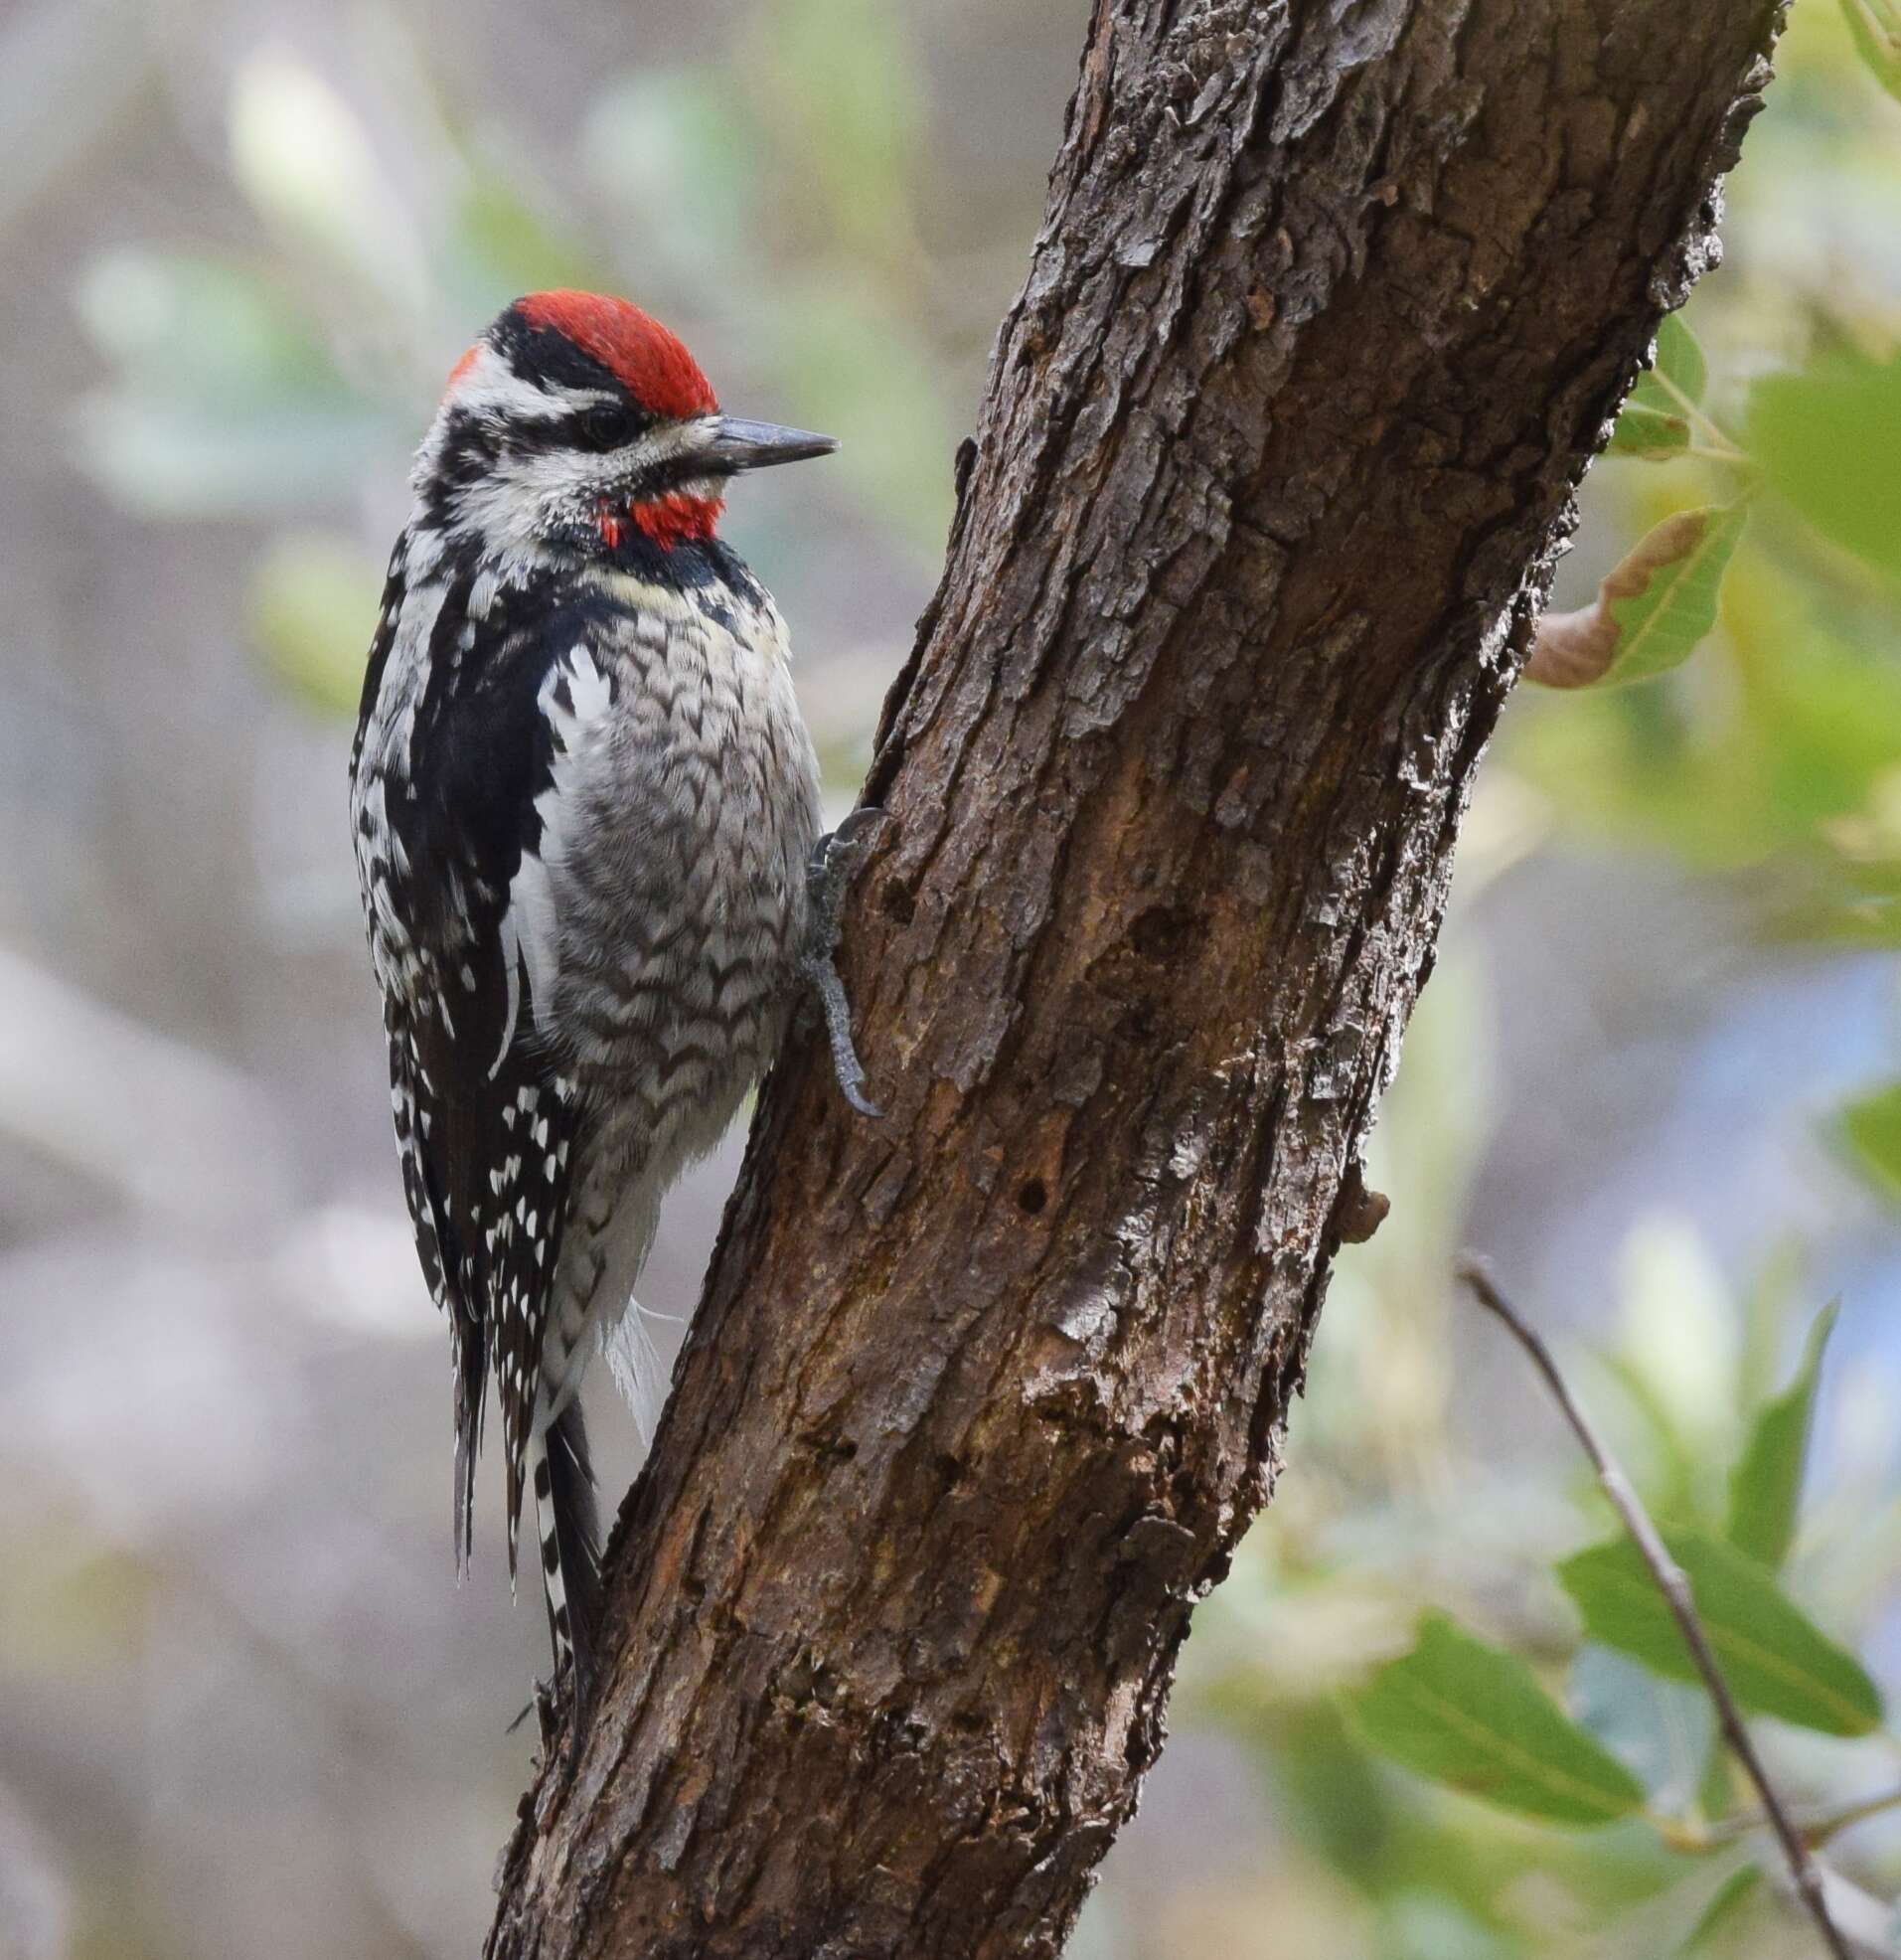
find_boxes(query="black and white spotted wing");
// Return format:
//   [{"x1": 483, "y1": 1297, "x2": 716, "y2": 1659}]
[
  {"x1": 353, "y1": 559, "x2": 606, "y2": 1586},
  {"x1": 355, "y1": 568, "x2": 471, "y2": 1531}
]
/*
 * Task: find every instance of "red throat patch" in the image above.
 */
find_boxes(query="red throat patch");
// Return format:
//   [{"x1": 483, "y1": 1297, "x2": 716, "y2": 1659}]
[
  {"x1": 516, "y1": 289, "x2": 717, "y2": 419},
  {"x1": 626, "y1": 493, "x2": 723, "y2": 552}
]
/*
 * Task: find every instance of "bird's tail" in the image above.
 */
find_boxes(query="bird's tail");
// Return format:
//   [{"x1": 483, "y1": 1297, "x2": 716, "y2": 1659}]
[
  {"x1": 531, "y1": 1398, "x2": 604, "y2": 1718},
  {"x1": 451, "y1": 1299, "x2": 486, "y2": 1578}
]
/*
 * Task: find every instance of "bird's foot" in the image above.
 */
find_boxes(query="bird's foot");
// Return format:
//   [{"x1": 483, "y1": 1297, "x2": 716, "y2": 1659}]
[
  {"x1": 507, "y1": 1674, "x2": 561, "y2": 1756},
  {"x1": 508, "y1": 1671, "x2": 591, "y2": 1777},
  {"x1": 801, "y1": 807, "x2": 887, "y2": 1120}
]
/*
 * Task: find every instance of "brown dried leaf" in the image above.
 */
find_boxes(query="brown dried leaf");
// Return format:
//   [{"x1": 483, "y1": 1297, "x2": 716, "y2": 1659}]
[{"x1": 1526, "y1": 510, "x2": 1713, "y2": 689}]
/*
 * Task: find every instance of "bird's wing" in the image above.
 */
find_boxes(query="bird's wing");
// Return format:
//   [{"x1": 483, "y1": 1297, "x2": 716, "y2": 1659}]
[
  {"x1": 353, "y1": 565, "x2": 492, "y2": 1556},
  {"x1": 362, "y1": 579, "x2": 612, "y2": 1576}
]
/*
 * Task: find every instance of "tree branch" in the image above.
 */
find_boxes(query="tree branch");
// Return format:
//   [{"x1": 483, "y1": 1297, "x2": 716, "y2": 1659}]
[
  {"x1": 487, "y1": 3, "x2": 1788, "y2": 1953},
  {"x1": 1458, "y1": 1259, "x2": 1851, "y2": 1960}
]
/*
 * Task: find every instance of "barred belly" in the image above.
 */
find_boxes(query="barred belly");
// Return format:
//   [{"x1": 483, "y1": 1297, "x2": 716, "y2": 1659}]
[{"x1": 535, "y1": 580, "x2": 821, "y2": 1421}]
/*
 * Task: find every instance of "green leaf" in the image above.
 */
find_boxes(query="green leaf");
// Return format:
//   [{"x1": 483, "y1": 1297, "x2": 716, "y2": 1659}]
[
  {"x1": 1726, "y1": 1301, "x2": 1839, "y2": 1569},
  {"x1": 1681, "y1": 1865, "x2": 1764, "y2": 1954},
  {"x1": 1838, "y1": 1080, "x2": 1901, "y2": 1205},
  {"x1": 1602, "y1": 506, "x2": 1747, "y2": 685},
  {"x1": 1604, "y1": 317, "x2": 1706, "y2": 459},
  {"x1": 1750, "y1": 351, "x2": 1901, "y2": 582},
  {"x1": 1595, "y1": 1352, "x2": 1705, "y2": 1523},
  {"x1": 1526, "y1": 505, "x2": 1747, "y2": 689},
  {"x1": 1347, "y1": 1615, "x2": 1648, "y2": 1826},
  {"x1": 1635, "y1": 314, "x2": 1710, "y2": 413},
  {"x1": 1608, "y1": 404, "x2": 1692, "y2": 459},
  {"x1": 1840, "y1": 0, "x2": 1901, "y2": 104},
  {"x1": 1697, "y1": 1734, "x2": 1734, "y2": 1825},
  {"x1": 1558, "y1": 1528, "x2": 1881, "y2": 1736}
]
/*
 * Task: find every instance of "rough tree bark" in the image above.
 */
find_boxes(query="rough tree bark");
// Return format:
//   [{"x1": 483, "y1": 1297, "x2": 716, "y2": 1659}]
[{"x1": 487, "y1": 2, "x2": 1786, "y2": 1953}]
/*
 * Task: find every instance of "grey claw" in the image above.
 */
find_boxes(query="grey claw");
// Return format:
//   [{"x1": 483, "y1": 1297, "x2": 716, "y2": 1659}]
[
  {"x1": 801, "y1": 946, "x2": 881, "y2": 1122},
  {"x1": 832, "y1": 805, "x2": 891, "y2": 852},
  {"x1": 821, "y1": 1042, "x2": 882, "y2": 1119},
  {"x1": 509, "y1": 1677, "x2": 560, "y2": 1753},
  {"x1": 804, "y1": 809, "x2": 887, "y2": 1121},
  {"x1": 807, "y1": 806, "x2": 889, "y2": 918}
]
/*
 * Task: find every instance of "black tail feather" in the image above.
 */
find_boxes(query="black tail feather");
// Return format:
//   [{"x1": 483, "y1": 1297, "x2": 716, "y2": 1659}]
[
  {"x1": 451, "y1": 1301, "x2": 486, "y2": 1574},
  {"x1": 546, "y1": 1396, "x2": 604, "y2": 1719}
]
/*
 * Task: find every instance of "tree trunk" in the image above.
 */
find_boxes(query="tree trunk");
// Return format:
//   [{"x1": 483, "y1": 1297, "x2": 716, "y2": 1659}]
[{"x1": 487, "y1": 2, "x2": 1785, "y2": 1953}]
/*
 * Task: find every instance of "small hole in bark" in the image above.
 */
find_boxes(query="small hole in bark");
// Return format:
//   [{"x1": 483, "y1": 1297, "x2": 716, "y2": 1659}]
[
  {"x1": 1017, "y1": 1178, "x2": 1047, "y2": 1216},
  {"x1": 1131, "y1": 904, "x2": 1192, "y2": 960},
  {"x1": 880, "y1": 878, "x2": 916, "y2": 924}
]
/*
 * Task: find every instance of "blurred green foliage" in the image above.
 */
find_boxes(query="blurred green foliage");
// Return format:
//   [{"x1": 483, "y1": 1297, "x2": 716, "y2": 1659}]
[
  {"x1": 68, "y1": 2, "x2": 1901, "y2": 1955},
  {"x1": 1841, "y1": 0, "x2": 1901, "y2": 104},
  {"x1": 1728, "y1": 1301, "x2": 1839, "y2": 1571},
  {"x1": 1167, "y1": 11, "x2": 1901, "y2": 1944}
]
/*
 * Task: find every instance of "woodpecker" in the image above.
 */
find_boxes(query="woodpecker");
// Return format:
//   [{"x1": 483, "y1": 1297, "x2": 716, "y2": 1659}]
[{"x1": 349, "y1": 290, "x2": 875, "y2": 1722}]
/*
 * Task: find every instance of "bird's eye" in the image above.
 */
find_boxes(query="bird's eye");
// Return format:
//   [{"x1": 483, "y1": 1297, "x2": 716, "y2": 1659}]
[{"x1": 578, "y1": 404, "x2": 637, "y2": 451}]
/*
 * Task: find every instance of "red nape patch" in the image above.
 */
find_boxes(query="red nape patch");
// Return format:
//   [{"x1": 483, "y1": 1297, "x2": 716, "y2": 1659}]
[
  {"x1": 630, "y1": 493, "x2": 723, "y2": 551},
  {"x1": 516, "y1": 290, "x2": 717, "y2": 419}
]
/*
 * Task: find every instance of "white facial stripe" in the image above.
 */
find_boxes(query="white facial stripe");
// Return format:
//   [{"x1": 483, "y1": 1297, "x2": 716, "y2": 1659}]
[
  {"x1": 433, "y1": 434, "x2": 722, "y2": 559},
  {"x1": 438, "y1": 345, "x2": 560, "y2": 425},
  {"x1": 443, "y1": 343, "x2": 620, "y2": 420},
  {"x1": 413, "y1": 344, "x2": 624, "y2": 494},
  {"x1": 412, "y1": 345, "x2": 725, "y2": 564},
  {"x1": 637, "y1": 416, "x2": 719, "y2": 466}
]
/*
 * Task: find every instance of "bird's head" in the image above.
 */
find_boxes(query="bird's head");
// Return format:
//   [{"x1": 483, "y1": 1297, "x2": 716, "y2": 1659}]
[{"x1": 414, "y1": 289, "x2": 837, "y2": 564}]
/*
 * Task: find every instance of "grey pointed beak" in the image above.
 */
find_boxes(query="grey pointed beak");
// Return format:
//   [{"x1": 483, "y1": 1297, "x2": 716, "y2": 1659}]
[{"x1": 704, "y1": 415, "x2": 839, "y2": 472}]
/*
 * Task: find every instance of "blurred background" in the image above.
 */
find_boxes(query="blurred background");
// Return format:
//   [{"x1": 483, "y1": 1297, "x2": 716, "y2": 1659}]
[{"x1": 0, "y1": 2, "x2": 1897, "y2": 1956}]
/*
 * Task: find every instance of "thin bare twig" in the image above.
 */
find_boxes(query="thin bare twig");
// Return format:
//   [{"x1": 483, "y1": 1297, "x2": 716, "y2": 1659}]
[
  {"x1": 1696, "y1": 1781, "x2": 1901, "y2": 1852},
  {"x1": 1456, "y1": 1257, "x2": 1852, "y2": 1960}
]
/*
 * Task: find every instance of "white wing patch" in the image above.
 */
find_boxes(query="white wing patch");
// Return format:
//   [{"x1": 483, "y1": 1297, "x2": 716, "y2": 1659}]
[{"x1": 492, "y1": 644, "x2": 615, "y2": 1076}]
